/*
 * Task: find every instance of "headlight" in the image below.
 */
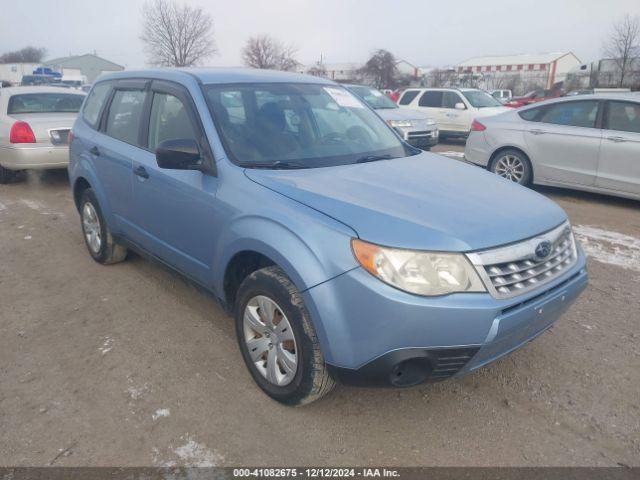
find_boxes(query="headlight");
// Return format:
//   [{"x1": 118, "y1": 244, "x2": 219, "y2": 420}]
[
  {"x1": 352, "y1": 239, "x2": 486, "y2": 296},
  {"x1": 387, "y1": 120, "x2": 413, "y2": 128}
]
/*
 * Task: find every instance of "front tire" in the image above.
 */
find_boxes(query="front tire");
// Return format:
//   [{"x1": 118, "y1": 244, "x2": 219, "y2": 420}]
[
  {"x1": 489, "y1": 149, "x2": 532, "y2": 185},
  {"x1": 79, "y1": 188, "x2": 127, "y2": 265},
  {"x1": 235, "y1": 266, "x2": 335, "y2": 406}
]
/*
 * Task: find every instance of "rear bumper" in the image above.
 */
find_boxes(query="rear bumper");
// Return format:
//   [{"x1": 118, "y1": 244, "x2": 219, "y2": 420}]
[
  {"x1": 0, "y1": 144, "x2": 69, "y2": 170},
  {"x1": 463, "y1": 132, "x2": 492, "y2": 167},
  {"x1": 306, "y1": 249, "x2": 588, "y2": 387}
]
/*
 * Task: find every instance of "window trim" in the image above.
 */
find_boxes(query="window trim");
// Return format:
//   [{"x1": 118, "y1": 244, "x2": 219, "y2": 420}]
[{"x1": 603, "y1": 100, "x2": 640, "y2": 134}]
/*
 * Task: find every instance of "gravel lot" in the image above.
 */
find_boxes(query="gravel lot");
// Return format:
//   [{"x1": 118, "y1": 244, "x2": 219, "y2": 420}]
[{"x1": 1, "y1": 142, "x2": 639, "y2": 467}]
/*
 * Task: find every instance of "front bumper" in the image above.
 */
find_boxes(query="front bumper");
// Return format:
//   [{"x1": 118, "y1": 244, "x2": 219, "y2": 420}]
[
  {"x1": 395, "y1": 126, "x2": 439, "y2": 149},
  {"x1": 305, "y1": 249, "x2": 588, "y2": 387},
  {"x1": 0, "y1": 144, "x2": 69, "y2": 170}
]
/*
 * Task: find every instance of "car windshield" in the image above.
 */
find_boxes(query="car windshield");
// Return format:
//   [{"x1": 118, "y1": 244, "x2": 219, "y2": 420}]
[
  {"x1": 462, "y1": 90, "x2": 503, "y2": 108},
  {"x1": 347, "y1": 85, "x2": 398, "y2": 109},
  {"x1": 8, "y1": 93, "x2": 84, "y2": 114},
  {"x1": 204, "y1": 83, "x2": 417, "y2": 169}
]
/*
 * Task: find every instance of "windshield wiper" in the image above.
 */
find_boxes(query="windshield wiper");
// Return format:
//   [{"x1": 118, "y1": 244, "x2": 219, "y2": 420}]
[
  {"x1": 240, "y1": 161, "x2": 307, "y2": 170},
  {"x1": 355, "y1": 154, "x2": 395, "y2": 164}
]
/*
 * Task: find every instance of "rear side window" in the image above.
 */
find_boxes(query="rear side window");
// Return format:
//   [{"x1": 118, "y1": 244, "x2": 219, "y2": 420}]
[
  {"x1": 538, "y1": 100, "x2": 599, "y2": 128},
  {"x1": 83, "y1": 82, "x2": 111, "y2": 127},
  {"x1": 105, "y1": 89, "x2": 146, "y2": 146},
  {"x1": 606, "y1": 101, "x2": 640, "y2": 134},
  {"x1": 419, "y1": 91, "x2": 443, "y2": 107},
  {"x1": 8, "y1": 93, "x2": 84, "y2": 114},
  {"x1": 518, "y1": 107, "x2": 542, "y2": 122},
  {"x1": 398, "y1": 90, "x2": 420, "y2": 105},
  {"x1": 148, "y1": 93, "x2": 198, "y2": 151}
]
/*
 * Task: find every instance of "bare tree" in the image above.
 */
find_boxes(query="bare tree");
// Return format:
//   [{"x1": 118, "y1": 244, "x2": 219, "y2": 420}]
[
  {"x1": 306, "y1": 62, "x2": 327, "y2": 78},
  {"x1": 140, "y1": 0, "x2": 217, "y2": 67},
  {"x1": 358, "y1": 49, "x2": 398, "y2": 89},
  {"x1": 603, "y1": 14, "x2": 640, "y2": 87},
  {"x1": 242, "y1": 34, "x2": 299, "y2": 71},
  {"x1": 0, "y1": 46, "x2": 47, "y2": 63}
]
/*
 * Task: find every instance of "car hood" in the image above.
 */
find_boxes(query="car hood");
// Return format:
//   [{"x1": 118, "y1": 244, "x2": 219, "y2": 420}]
[
  {"x1": 244, "y1": 153, "x2": 567, "y2": 252},
  {"x1": 375, "y1": 108, "x2": 430, "y2": 122}
]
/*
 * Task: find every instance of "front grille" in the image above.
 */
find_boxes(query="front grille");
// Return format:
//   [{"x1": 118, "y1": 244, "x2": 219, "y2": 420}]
[
  {"x1": 467, "y1": 222, "x2": 578, "y2": 299},
  {"x1": 429, "y1": 347, "x2": 479, "y2": 380},
  {"x1": 49, "y1": 129, "x2": 70, "y2": 145}
]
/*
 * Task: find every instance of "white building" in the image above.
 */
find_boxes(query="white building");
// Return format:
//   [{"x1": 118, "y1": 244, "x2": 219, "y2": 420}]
[
  {"x1": 456, "y1": 52, "x2": 581, "y2": 90},
  {"x1": 0, "y1": 63, "x2": 40, "y2": 85}
]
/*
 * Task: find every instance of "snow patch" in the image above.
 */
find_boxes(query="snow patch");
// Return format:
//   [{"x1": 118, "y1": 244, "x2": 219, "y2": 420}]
[
  {"x1": 127, "y1": 383, "x2": 149, "y2": 400},
  {"x1": 21, "y1": 199, "x2": 44, "y2": 210},
  {"x1": 98, "y1": 337, "x2": 113, "y2": 355},
  {"x1": 152, "y1": 408, "x2": 170, "y2": 421},
  {"x1": 0, "y1": 201, "x2": 6, "y2": 211},
  {"x1": 174, "y1": 438, "x2": 222, "y2": 467},
  {"x1": 24, "y1": 235, "x2": 32, "y2": 240},
  {"x1": 573, "y1": 225, "x2": 640, "y2": 272}
]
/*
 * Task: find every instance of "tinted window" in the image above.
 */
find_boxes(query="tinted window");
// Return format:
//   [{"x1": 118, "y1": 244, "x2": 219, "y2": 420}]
[
  {"x1": 518, "y1": 107, "x2": 542, "y2": 122},
  {"x1": 83, "y1": 82, "x2": 111, "y2": 127},
  {"x1": 105, "y1": 89, "x2": 146, "y2": 145},
  {"x1": 148, "y1": 93, "x2": 198, "y2": 151},
  {"x1": 442, "y1": 92, "x2": 463, "y2": 109},
  {"x1": 205, "y1": 83, "x2": 416, "y2": 169},
  {"x1": 607, "y1": 101, "x2": 640, "y2": 134},
  {"x1": 419, "y1": 91, "x2": 443, "y2": 107},
  {"x1": 398, "y1": 90, "x2": 420, "y2": 105},
  {"x1": 8, "y1": 93, "x2": 84, "y2": 114},
  {"x1": 538, "y1": 101, "x2": 599, "y2": 128}
]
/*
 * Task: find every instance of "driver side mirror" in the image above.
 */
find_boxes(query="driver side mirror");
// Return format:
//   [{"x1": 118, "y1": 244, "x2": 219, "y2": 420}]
[
  {"x1": 454, "y1": 102, "x2": 466, "y2": 110},
  {"x1": 155, "y1": 138, "x2": 203, "y2": 171}
]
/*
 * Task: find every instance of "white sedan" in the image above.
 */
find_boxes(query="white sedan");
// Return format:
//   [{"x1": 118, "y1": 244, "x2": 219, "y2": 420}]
[
  {"x1": 0, "y1": 86, "x2": 85, "y2": 183},
  {"x1": 464, "y1": 94, "x2": 640, "y2": 200}
]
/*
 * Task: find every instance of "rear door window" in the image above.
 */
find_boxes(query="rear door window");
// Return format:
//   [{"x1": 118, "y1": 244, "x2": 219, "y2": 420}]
[
  {"x1": 105, "y1": 89, "x2": 147, "y2": 146},
  {"x1": 419, "y1": 91, "x2": 443, "y2": 107},
  {"x1": 518, "y1": 106, "x2": 543, "y2": 122},
  {"x1": 82, "y1": 82, "x2": 111, "y2": 128},
  {"x1": 538, "y1": 100, "x2": 599, "y2": 128},
  {"x1": 606, "y1": 101, "x2": 640, "y2": 134},
  {"x1": 398, "y1": 90, "x2": 420, "y2": 105}
]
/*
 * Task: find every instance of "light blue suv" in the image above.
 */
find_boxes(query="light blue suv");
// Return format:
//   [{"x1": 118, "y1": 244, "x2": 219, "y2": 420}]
[{"x1": 68, "y1": 69, "x2": 588, "y2": 405}]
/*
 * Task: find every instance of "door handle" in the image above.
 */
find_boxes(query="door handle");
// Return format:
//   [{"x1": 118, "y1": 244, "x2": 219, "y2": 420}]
[
  {"x1": 529, "y1": 129, "x2": 546, "y2": 135},
  {"x1": 89, "y1": 146, "x2": 100, "y2": 156},
  {"x1": 133, "y1": 165, "x2": 149, "y2": 179},
  {"x1": 606, "y1": 135, "x2": 627, "y2": 143}
]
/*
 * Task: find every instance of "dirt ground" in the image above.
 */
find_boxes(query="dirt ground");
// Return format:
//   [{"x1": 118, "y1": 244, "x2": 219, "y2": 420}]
[{"x1": 1, "y1": 143, "x2": 639, "y2": 467}]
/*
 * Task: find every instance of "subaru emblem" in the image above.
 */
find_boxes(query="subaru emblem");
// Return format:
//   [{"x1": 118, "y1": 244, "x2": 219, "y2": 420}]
[{"x1": 534, "y1": 240, "x2": 552, "y2": 260}]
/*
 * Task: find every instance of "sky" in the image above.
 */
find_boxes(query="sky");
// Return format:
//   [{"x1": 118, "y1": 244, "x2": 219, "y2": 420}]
[{"x1": 1, "y1": 0, "x2": 638, "y2": 69}]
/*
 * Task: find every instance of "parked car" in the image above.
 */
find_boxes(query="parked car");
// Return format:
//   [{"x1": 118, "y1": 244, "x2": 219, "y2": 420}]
[
  {"x1": 489, "y1": 89, "x2": 512, "y2": 103},
  {"x1": 69, "y1": 69, "x2": 587, "y2": 405},
  {"x1": 0, "y1": 86, "x2": 86, "y2": 183},
  {"x1": 398, "y1": 88, "x2": 509, "y2": 138},
  {"x1": 507, "y1": 89, "x2": 562, "y2": 108},
  {"x1": 464, "y1": 94, "x2": 640, "y2": 200},
  {"x1": 345, "y1": 84, "x2": 438, "y2": 149}
]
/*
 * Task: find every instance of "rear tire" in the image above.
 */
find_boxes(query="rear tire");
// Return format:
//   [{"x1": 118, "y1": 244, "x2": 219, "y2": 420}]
[
  {"x1": 489, "y1": 149, "x2": 532, "y2": 186},
  {"x1": 0, "y1": 165, "x2": 17, "y2": 184},
  {"x1": 79, "y1": 188, "x2": 127, "y2": 265},
  {"x1": 235, "y1": 266, "x2": 335, "y2": 406}
]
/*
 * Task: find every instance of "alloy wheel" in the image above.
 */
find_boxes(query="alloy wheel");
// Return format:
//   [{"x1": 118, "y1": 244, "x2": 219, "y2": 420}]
[
  {"x1": 243, "y1": 295, "x2": 298, "y2": 386},
  {"x1": 494, "y1": 154, "x2": 525, "y2": 183},
  {"x1": 82, "y1": 202, "x2": 102, "y2": 254}
]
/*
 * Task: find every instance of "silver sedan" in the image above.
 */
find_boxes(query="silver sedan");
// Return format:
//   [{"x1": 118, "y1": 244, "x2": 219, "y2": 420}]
[
  {"x1": 0, "y1": 86, "x2": 85, "y2": 183},
  {"x1": 464, "y1": 93, "x2": 640, "y2": 200}
]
